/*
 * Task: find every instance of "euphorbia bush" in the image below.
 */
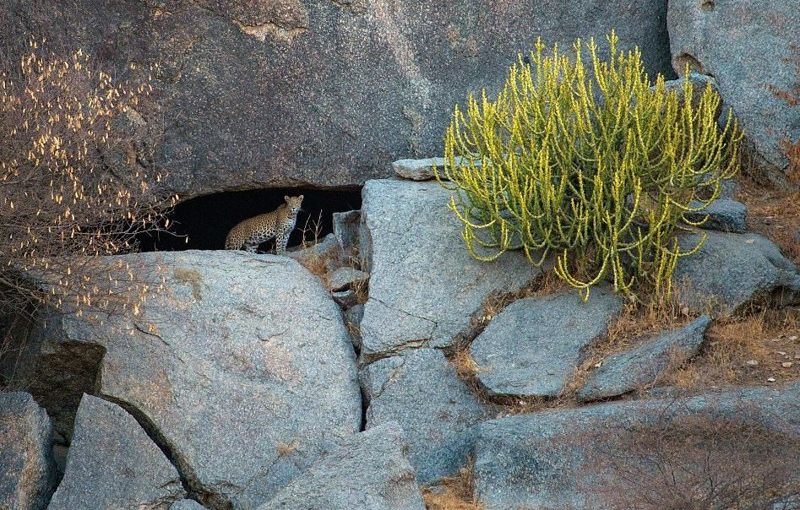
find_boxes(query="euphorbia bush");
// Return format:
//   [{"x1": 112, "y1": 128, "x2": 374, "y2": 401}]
[{"x1": 438, "y1": 31, "x2": 742, "y2": 300}]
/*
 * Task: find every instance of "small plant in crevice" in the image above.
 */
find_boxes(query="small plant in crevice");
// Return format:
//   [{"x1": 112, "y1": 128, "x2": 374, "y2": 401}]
[
  {"x1": 438, "y1": 30, "x2": 742, "y2": 302},
  {"x1": 422, "y1": 458, "x2": 483, "y2": 510}
]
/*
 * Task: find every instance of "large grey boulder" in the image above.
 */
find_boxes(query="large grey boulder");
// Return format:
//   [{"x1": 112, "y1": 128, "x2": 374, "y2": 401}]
[
  {"x1": 474, "y1": 382, "x2": 800, "y2": 510},
  {"x1": 668, "y1": 0, "x2": 800, "y2": 184},
  {"x1": 577, "y1": 315, "x2": 712, "y2": 401},
  {"x1": 361, "y1": 349, "x2": 489, "y2": 483},
  {"x1": 359, "y1": 180, "x2": 540, "y2": 357},
  {"x1": 0, "y1": 392, "x2": 55, "y2": 510},
  {"x1": 674, "y1": 231, "x2": 800, "y2": 315},
  {"x1": 49, "y1": 395, "x2": 185, "y2": 509},
  {"x1": 0, "y1": 1, "x2": 673, "y2": 198},
  {"x1": 258, "y1": 422, "x2": 425, "y2": 510},
  {"x1": 470, "y1": 288, "x2": 624, "y2": 398},
  {"x1": 27, "y1": 251, "x2": 361, "y2": 509}
]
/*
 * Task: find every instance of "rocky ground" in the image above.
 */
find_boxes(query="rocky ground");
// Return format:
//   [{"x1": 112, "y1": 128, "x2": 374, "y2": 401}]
[
  {"x1": 2, "y1": 170, "x2": 800, "y2": 509},
  {"x1": 1, "y1": 0, "x2": 799, "y2": 508}
]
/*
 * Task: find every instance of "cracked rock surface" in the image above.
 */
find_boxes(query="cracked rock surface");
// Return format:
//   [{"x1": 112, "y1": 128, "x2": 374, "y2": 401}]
[
  {"x1": 577, "y1": 315, "x2": 712, "y2": 401},
  {"x1": 470, "y1": 288, "x2": 624, "y2": 398},
  {"x1": 473, "y1": 382, "x2": 800, "y2": 510},
  {"x1": 258, "y1": 422, "x2": 425, "y2": 510},
  {"x1": 361, "y1": 348, "x2": 489, "y2": 483},
  {"x1": 674, "y1": 231, "x2": 800, "y2": 315},
  {"x1": 0, "y1": 392, "x2": 55, "y2": 510},
  {"x1": 29, "y1": 251, "x2": 361, "y2": 509},
  {"x1": 48, "y1": 395, "x2": 185, "y2": 509},
  {"x1": 358, "y1": 180, "x2": 540, "y2": 357}
]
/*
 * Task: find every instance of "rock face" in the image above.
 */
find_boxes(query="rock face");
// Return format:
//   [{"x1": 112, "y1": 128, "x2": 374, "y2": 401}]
[
  {"x1": 359, "y1": 180, "x2": 540, "y2": 357},
  {"x1": 328, "y1": 266, "x2": 369, "y2": 292},
  {"x1": 473, "y1": 383, "x2": 800, "y2": 510},
  {"x1": 258, "y1": 422, "x2": 425, "y2": 510},
  {"x1": 470, "y1": 288, "x2": 624, "y2": 398},
  {"x1": 668, "y1": 0, "x2": 800, "y2": 183},
  {"x1": 0, "y1": 0, "x2": 673, "y2": 198},
  {"x1": 28, "y1": 251, "x2": 362, "y2": 509},
  {"x1": 577, "y1": 315, "x2": 712, "y2": 401},
  {"x1": 0, "y1": 392, "x2": 54, "y2": 510},
  {"x1": 49, "y1": 395, "x2": 186, "y2": 509},
  {"x1": 686, "y1": 198, "x2": 748, "y2": 233},
  {"x1": 392, "y1": 158, "x2": 445, "y2": 181},
  {"x1": 170, "y1": 500, "x2": 205, "y2": 510},
  {"x1": 332, "y1": 210, "x2": 361, "y2": 262},
  {"x1": 361, "y1": 349, "x2": 488, "y2": 483},
  {"x1": 674, "y1": 231, "x2": 800, "y2": 315}
]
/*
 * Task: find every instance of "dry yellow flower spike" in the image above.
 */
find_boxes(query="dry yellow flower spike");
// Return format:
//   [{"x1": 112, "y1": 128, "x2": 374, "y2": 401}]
[{"x1": 1, "y1": 41, "x2": 175, "y2": 320}]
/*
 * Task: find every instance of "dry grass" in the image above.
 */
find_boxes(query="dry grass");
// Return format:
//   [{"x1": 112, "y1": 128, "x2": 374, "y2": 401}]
[
  {"x1": 292, "y1": 213, "x2": 371, "y2": 307},
  {"x1": 737, "y1": 177, "x2": 800, "y2": 264},
  {"x1": 294, "y1": 251, "x2": 331, "y2": 288},
  {"x1": 781, "y1": 138, "x2": 800, "y2": 181},
  {"x1": 449, "y1": 347, "x2": 480, "y2": 381},
  {"x1": 567, "y1": 297, "x2": 690, "y2": 387},
  {"x1": 349, "y1": 255, "x2": 369, "y2": 305},
  {"x1": 667, "y1": 306, "x2": 800, "y2": 389},
  {"x1": 422, "y1": 461, "x2": 482, "y2": 510}
]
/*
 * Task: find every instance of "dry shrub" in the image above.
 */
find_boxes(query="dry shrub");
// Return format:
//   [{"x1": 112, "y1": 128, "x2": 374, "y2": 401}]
[
  {"x1": 0, "y1": 41, "x2": 175, "y2": 324},
  {"x1": 299, "y1": 211, "x2": 325, "y2": 251},
  {"x1": 422, "y1": 461, "x2": 482, "y2": 510},
  {"x1": 592, "y1": 403, "x2": 800, "y2": 509},
  {"x1": 668, "y1": 307, "x2": 800, "y2": 389},
  {"x1": 295, "y1": 252, "x2": 331, "y2": 287},
  {"x1": 291, "y1": 213, "x2": 370, "y2": 309}
]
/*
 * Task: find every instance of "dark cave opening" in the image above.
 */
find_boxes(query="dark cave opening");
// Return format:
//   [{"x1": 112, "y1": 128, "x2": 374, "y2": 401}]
[{"x1": 138, "y1": 188, "x2": 362, "y2": 252}]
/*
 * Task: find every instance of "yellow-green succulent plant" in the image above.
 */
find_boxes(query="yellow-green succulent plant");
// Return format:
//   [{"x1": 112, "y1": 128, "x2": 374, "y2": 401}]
[{"x1": 438, "y1": 31, "x2": 742, "y2": 301}]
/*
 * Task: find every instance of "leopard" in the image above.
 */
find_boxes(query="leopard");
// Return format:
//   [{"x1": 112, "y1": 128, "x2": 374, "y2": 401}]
[{"x1": 224, "y1": 195, "x2": 304, "y2": 255}]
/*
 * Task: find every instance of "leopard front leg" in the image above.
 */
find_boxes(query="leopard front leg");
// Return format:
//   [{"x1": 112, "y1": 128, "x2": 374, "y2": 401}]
[{"x1": 275, "y1": 231, "x2": 290, "y2": 255}]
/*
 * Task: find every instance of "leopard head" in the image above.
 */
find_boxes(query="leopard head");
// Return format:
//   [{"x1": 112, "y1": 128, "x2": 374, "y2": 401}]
[{"x1": 284, "y1": 195, "x2": 304, "y2": 216}]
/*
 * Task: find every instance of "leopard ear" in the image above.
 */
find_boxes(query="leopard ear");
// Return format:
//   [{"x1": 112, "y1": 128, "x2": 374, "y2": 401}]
[
  {"x1": 284, "y1": 195, "x2": 290, "y2": 202},
  {"x1": 298, "y1": 195, "x2": 304, "y2": 200}
]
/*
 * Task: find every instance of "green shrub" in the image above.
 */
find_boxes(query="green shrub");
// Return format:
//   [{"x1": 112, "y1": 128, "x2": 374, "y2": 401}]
[{"x1": 438, "y1": 31, "x2": 742, "y2": 301}]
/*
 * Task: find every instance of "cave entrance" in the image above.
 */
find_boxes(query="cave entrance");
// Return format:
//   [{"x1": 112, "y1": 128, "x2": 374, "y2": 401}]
[{"x1": 138, "y1": 188, "x2": 362, "y2": 252}]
